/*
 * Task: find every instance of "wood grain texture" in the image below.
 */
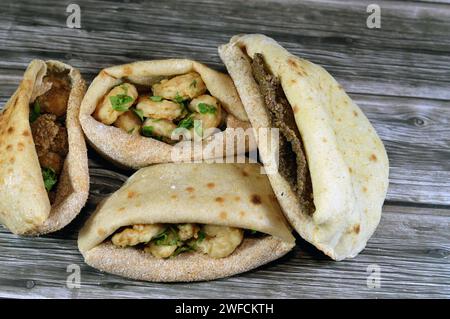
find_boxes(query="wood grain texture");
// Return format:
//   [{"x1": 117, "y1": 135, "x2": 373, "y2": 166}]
[{"x1": 0, "y1": 0, "x2": 449, "y2": 298}]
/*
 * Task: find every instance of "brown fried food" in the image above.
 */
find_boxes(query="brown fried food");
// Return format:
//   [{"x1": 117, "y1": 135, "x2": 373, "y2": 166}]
[
  {"x1": 31, "y1": 114, "x2": 68, "y2": 174},
  {"x1": 36, "y1": 71, "x2": 71, "y2": 117},
  {"x1": 251, "y1": 53, "x2": 315, "y2": 215}
]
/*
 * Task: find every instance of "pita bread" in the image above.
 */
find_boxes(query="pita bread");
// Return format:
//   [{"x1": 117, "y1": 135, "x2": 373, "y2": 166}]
[
  {"x1": 0, "y1": 60, "x2": 89, "y2": 235},
  {"x1": 79, "y1": 59, "x2": 255, "y2": 169},
  {"x1": 78, "y1": 162, "x2": 295, "y2": 282},
  {"x1": 219, "y1": 34, "x2": 389, "y2": 260}
]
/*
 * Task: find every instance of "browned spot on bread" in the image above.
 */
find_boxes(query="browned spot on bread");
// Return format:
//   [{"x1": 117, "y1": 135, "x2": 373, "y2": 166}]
[
  {"x1": 22, "y1": 130, "x2": 30, "y2": 137},
  {"x1": 292, "y1": 105, "x2": 299, "y2": 113},
  {"x1": 363, "y1": 186, "x2": 368, "y2": 193},
  {"x1": 239, "y1": 211, "x2": 246, "y2": 217},
  {"x1": 219, "y1": 211, "x2": 228, "y2": 220},
  {"x1": 370, "y1": 154, "x2": 378, "y2": 162},
  {"x1": 353, "y1": 110, "x2": 358, "y2": 117},
  {"x1": 127, "y1": 191, "x2": 138, "y2": 199},
  {"x1": 291, "y1": 79, "x2": 297, "y2": 84},
  {"x1": 123, "y1": 65, "x2": 132, "y2": 76},
  {"x1": 7, "y1": 127, "x2": 14, "y2": 134},
  {"x1": 206, "y1": 182, "x2": 215, "y2": 189},
  {"x1": 353, "y1": 224, "x2": 360, "y2": 234},
  {"x1": 189, "y1": 195, "x2": 196, "y2": 200},
  {"x1": 17, "y1": 142, "x2": 24, "y2": 151},
  {"x1": 234, "y1": 196, "x2": 241, "y2": 202},
  {"x1": 7, "y1": 168, "x2": 13, "y2": 173},
  {"x1": 118, "y1": 207, "x2": 125, "y2": 212},
  {"x1": 186, "y1": 186, "x2": 195, "y2": 193},
  {"x1": 97, "y1": 228, "x2": 106, "y2": 236},
  {"x1": 242, "y1": 170, "x2": 249, "y2": 177},
  {"x1": 9, "y1": 157, "x2": 14, "y2": 164},
  {"x1": 170, "y1": 194, "x2": 177, "y2": 199},
  {"x1": 287, "y1": 57, "x2": 306, "y2": 76},
  {"x1": 348, "y1": 167, "x2": 353, "y2": 173},
  {"x1": 251, "y1": 194, "x2": 262, "y2": 205},
  {"x1": 215, "y1": 197, "x2": 225, "y2": 203},
  {"x1": 6, "y1": 144, "x2": 12, "y2": 151}
]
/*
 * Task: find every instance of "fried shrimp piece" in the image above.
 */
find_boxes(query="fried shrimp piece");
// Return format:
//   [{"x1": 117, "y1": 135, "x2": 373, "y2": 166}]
[
  {"x1": 113, "y1": 110, "x2": 141, "y2": 135},
  {"x1": 144, "y1": 242, "x2": 178, "y2": 259},
  {"x1": 142, "y1": 118, "x2": 178, "y2": 142},
  {"x1": 187, "y1": 95, "x2": 222, "y2": 139},
  {"x1": 136, "y1": 96, "x2": 184, "y2": 120},
  {"x1": 152, "y1": 72, "x2": 206, "y2": 101},
  {"x1": 36, "y1": 71, "x2": 71, "y2": 117},
  {"x1": 196, "y1": 225, "x2": 244, "y2": 258},
  {"x1": 178, "y1": 223, "x2": 200, "y2": 241},
  {"x1": 93, "y1": 83, "x2": 138, "y2": 125},
  {"x1": 111, "y1": 224, "x2": 165, "y2": 247}
]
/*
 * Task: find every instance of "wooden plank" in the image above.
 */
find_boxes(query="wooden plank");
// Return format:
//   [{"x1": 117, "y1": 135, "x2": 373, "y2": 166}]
[
  {"x1": 0, "y1": 204, "x2": 448, "y2": 299},
  {"x1": 0, "y1": 0, "x2": 448, "y2": 100}
]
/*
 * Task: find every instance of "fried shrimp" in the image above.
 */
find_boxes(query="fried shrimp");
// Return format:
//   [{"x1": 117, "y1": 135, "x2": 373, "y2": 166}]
[
  {"x1": 152, "y1": 72, "x2": 206, "y2": 101},
  {"x1": 93, "y1": 83, "x2": 138, "y2": 125}
]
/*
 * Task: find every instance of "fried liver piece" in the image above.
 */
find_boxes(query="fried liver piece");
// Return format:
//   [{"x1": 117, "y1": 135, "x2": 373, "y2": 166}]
[
  {"x1": 251, "y1": 53, "x2": 315, "y2": 215},
  {"x1": 36, "y1": 70, "x2": 71, "y2": 117},
  {"x1": 30, "y1": 114, "x2": 68, "y2": 174}
]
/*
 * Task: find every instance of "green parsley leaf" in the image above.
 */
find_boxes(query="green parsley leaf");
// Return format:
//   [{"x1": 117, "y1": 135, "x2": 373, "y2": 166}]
[
  {"x1": 249, "y1": 229, "x2": 257, "y2": 235},
  {"x1": 190, "y1": 80, "x2": 197, "y2": 88},
  {"x1": 172, "y1": 245, "x2": 194, "y2": 257},
  {"x1": 141, "y1": 125, "x2": 154, "y2": 137},
  {"x1": 29, "y1": 101, "x2": 41, "y2": 123},
  {"x1": 42, "y1": 167, "x2": 57, "y2": 192},
  {"x1": 197, "y1": 103, "x2": 217, "y2": 114},
  {"x1": 197, "y1": 230, "x2": 206, "y2": 243},
  {"x1": 109, "y1": 94, "x2": 133, "y2": 111},
  {"x1": 127, "y1": 128, "x2": 135, "y2": 134},
  {"x1": 194, "y1": 120, "x2": 203, "y2": 137},
  {"x1": 150, "y1": 96, "x2": 163, "y2": 102},
  {"x1": 132, "y1": 108, "x2": 144, "y2": 122},
  {"x1": 154, "y1": 227, "x2": 179, "y2": 246},
  {"x1": 174, "y1": 93, "x2": 184, "y2": 104},
  {"x1": 177, "y1": 116, "x2": 194, "y2": 129}
]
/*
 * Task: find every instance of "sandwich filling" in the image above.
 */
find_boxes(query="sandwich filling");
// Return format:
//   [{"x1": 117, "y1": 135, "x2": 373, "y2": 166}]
[
  {"x1": 30, "y1": 69, "x2": 71, "y2": 203},
  {"x1": 251, "y1": 53, "x2": 315, "y2": 215},
  {"x1": 110, "y1": 223, "x2": 262, "y2": 259},
  {"x1": 93, "y1": 72, "x2": 223, "y2": 142}
]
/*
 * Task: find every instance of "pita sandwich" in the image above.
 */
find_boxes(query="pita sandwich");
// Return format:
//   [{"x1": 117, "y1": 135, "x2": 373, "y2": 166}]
[
  {"x1": 0, "y1": 59, "x2": 89, "y2": 235},
  {"x1": 78, "y1": 162, "x2": 295, "y2": 282},
  {"x1": 79, "y1": 59, "x2": 255, "y2": 169},
  {"x1": 219, "y1": 34, "x2": 389, "y2": 260}
]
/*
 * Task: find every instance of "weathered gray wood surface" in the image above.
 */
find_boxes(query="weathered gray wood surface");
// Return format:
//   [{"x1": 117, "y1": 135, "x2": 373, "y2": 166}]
[{"x1": 0, "y1": 0, "x2": 449, "y2": 298}]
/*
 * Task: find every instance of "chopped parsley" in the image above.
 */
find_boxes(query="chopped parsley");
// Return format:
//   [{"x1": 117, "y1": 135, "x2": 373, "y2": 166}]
[
  {"x1": 110, "y1": 94, "x2": 133, "y2": 111},
  {"x1": 127, "y1": 127, "x2": 135, "y2": 134},
  {"x1": 172, "y1": 245, "x2": 194, "y2": 257},
  {"x1": 132, "y1": 107, "x2": 144, "y2": 121},
  {"x1": 177, "y1": 116, "x2": 194, "y2": 130},
  {"x1": 197, "y1": 103, "x2": 217, "y2": 114},
  {"x1": 29, "y1": 101, "x2": 41, "y2": 123},
  {"x1": 141, "y1": 125, "x2": 154, "y2": 137},
  {"x1": 174, "y1": 93, "x2": 184, "y2": 104},
  {"x1": 154, "y1": 227, "x2": 179, "y2": 246},
  {"x1": 150, "y1": 96, "x2": 163, "y2": 102},
  {"x1": 194, "y1": 120, "x2": 203, "y2": 137},
  {"x1": 197, "y1": 230, "x2": 206, "y2": 242},
  {"x1": 42, "y1": 167, "x2": 57, "y2": 192},
  {"x1": 190, "y1": 80, "x2": 197, "y2": 88}
]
